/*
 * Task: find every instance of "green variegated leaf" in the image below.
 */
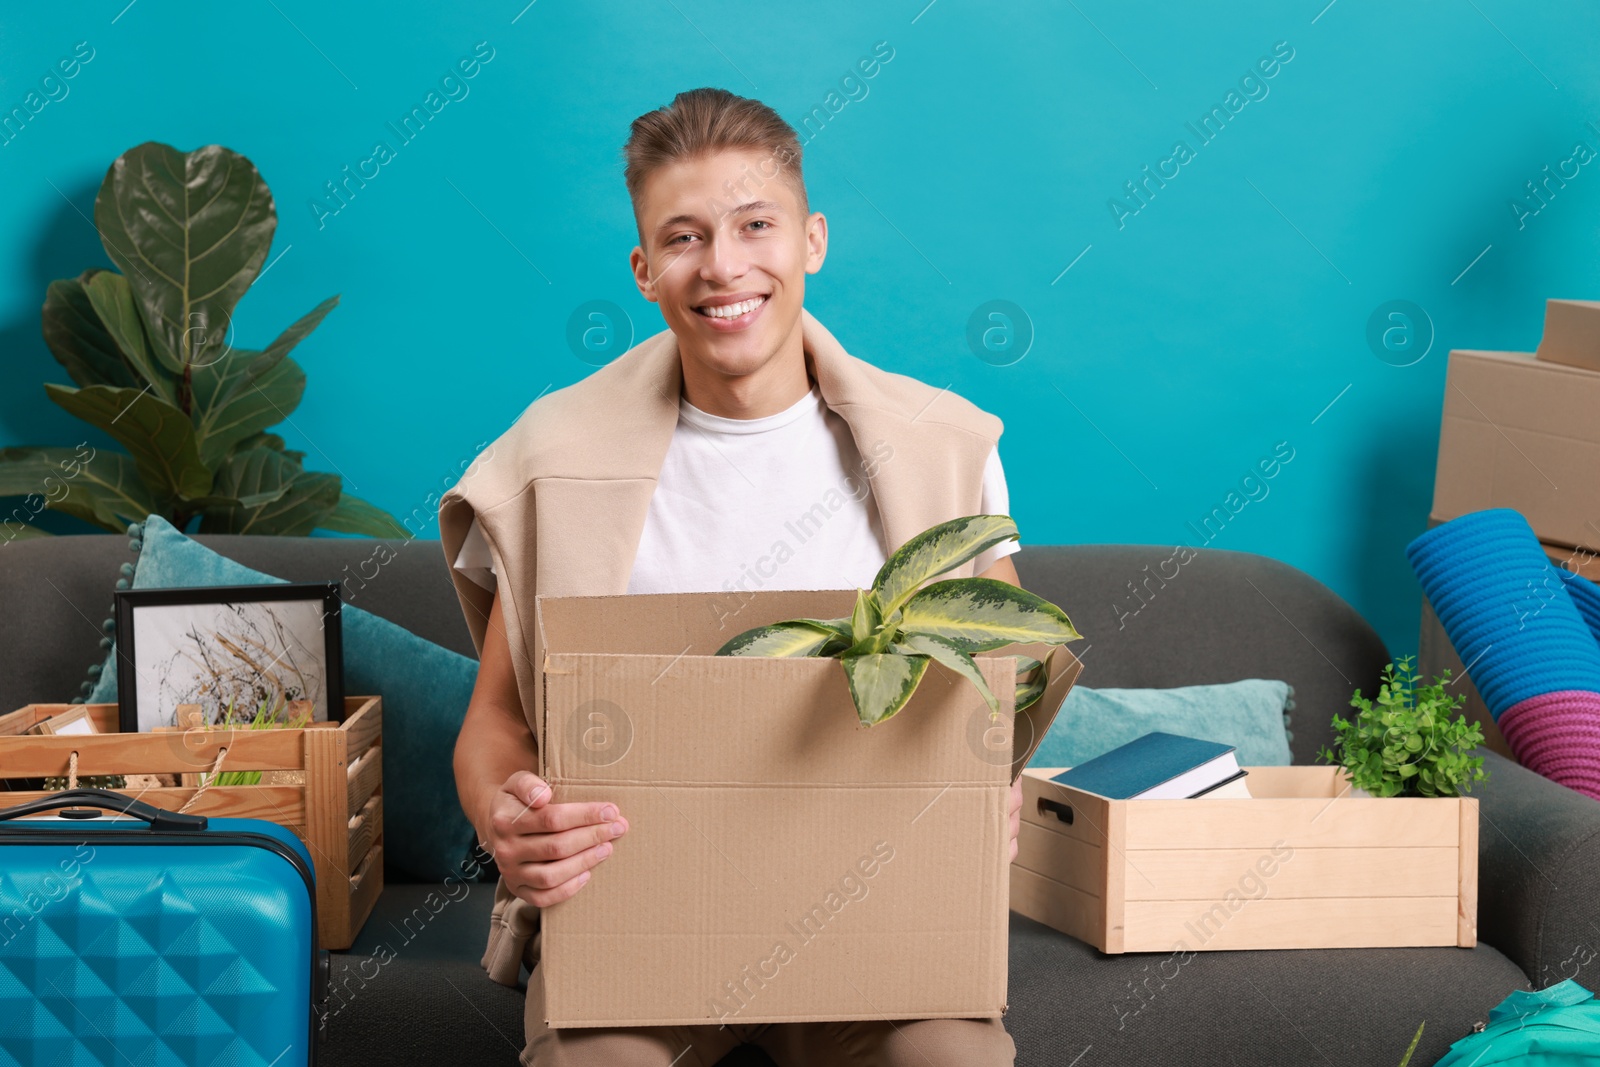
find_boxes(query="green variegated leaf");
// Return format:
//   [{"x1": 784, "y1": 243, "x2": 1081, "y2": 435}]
[
  {"x1": 891, "y1": 631, "x2": 998, "y2": 715},
  {"x1": 716, "y1": 619, "x2": 847, "y2": 657},
  {"x1": 899, "y1": 577, "x2": 1081, "y2": 653},
  {"x1": 43, "y1": 384, "x2": 211, "y2": 503},
  {"x1": 83, "y1": 270, "x2": 174, "y2": 403},
  {"x1": 0, "y1": 446, "x2": 160, "y2": 532},
  {"x1": 873, "y1": 514, "x2": 1019, "y2": 617},
  {"x1": 41, "y1": 272, "x2": 140, "y2": 390},
  {"x1": 841, "y1": 652, "x2": 930, "y2": 726},
  {"x1": 849, "y1": 587, "x2": 881, "y2": 644},
  {"x1": 321, "y1": 492, "x2": 412, "y2": 539},
  {"x1": 1014, "y1": 648, "x2": 1057, "y2": 714}
]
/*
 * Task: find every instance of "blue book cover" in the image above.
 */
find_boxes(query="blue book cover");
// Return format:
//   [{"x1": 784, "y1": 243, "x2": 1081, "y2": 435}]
[{"x1": 1049, "y1": 731, "x2": 1239, "y2": 800}]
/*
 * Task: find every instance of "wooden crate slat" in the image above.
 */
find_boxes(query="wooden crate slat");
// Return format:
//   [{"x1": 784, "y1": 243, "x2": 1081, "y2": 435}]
[
  {"x1": 1121, "y1": 796, "x2": 1461, "y2": 850},
  {"x1": 0, "y1": 786, "x2": 308, "y2": 823},
  {"x1": 1122, "y1": 896, "x2": 1461, "y2": 952},
  {"x1": 346, "y1": 745, "x2": 381, "y2": 814},
  {"x1": 348, "y1": 794, "x2": 381, "y2": 870},
  {"x1": 341, "y1": 698, "x2": 382, "y2": 761},
  {"x1": 1459, "y1": 797, "x2": 1479, "y2": 947},
  {"x1": 1121, "y1": 846, "x2": 1460, "y2": 900},
  {"x1": 0, "y1": 729, "x2": 308, "y2": 776},
  {"x1": 1010, "y1": 865, "x2": 1103, "y2": 944},
  {"x1": 1015, "y1": 821, "x2": 1101, "y2": 896}
]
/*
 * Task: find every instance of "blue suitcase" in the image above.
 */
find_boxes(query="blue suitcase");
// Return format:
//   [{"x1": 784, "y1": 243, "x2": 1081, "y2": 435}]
[{"x1": 0, "y1": 788, "x2": 327, "y2": 1065}]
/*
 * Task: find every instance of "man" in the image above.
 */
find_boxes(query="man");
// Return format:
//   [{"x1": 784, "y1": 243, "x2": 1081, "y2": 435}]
[{"x1": 439, "y1": 86, "x2": 1023, "y2": 1066}]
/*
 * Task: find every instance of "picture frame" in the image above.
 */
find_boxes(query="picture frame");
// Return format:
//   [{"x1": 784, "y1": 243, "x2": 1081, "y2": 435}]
[
  {"x1": 113, "y1": 582, "x2": 344, "y2": 734},
  {"x1": 26, "y1": 705, "x2": 97, "y2": 736}
]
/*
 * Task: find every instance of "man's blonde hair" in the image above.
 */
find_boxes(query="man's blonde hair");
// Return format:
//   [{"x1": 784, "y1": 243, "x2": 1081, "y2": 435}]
[{"x1": 623, "y1": 87, "x2": 808, "y2": 244}]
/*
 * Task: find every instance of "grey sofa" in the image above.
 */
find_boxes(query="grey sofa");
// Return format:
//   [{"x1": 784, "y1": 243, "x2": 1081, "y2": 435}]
[{"x1": 5, "y1": 533, "x2": 1598, "y2": 1067}]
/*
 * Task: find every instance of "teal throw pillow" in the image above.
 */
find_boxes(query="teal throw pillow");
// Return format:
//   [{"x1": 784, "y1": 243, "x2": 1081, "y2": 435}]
[
  {"x1": 1027, "y1": 679, "x2": 1295, "y2": 769},
  {"x1": 84, "y1": 515, "x2": 479, "y2": 883}
]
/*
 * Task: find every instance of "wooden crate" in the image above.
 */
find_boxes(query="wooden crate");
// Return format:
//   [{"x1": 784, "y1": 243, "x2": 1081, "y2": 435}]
[
  {"x1": 1011, "y1": 765, "x2": 1477, "y2": 953},
  {"x1": 0, "y1": 697, "x2": 384, "y2": 950}
]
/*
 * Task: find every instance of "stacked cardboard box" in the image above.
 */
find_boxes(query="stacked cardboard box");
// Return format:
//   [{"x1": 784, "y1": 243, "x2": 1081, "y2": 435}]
[{"x1": 1421, "y1": 300, "x2": 1600, "y2": 758}]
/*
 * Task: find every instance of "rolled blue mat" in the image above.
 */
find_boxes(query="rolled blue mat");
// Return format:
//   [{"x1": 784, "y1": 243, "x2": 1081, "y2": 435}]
[
  {"x1": 1557, "y1": 569, "x2": 1600, "y2": 641},
  {"x1": 1406, "y1": 509, "x2": 1600, "y2": 719}
]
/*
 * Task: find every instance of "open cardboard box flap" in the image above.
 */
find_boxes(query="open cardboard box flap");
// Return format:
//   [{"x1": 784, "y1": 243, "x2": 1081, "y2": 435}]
[{"x1": 530, "y1": 587, "x2": 1082, "y2": 1027}]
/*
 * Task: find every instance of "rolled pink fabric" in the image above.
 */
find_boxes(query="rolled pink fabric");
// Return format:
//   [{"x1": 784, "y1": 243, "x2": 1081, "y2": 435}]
[{"x1": 1497, "y1": 690, "x2": 1600, "y2": 800}]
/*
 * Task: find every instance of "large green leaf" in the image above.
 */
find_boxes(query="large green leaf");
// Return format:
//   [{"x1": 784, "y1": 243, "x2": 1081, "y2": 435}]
[
  {"x1": 93, "y1": 142, "x2": 276, "y2": 374},
  {"x1": 43, "y1": 384, "x2": 210, "y2": 503},
  {"x1": 0, "y1": 446, "x2": 160, "y2": 532},
  {"x1": 321, "y1": 492, "x2": 412, "y2": 539},
  {"x1": 872, "y1": 514, "x2": 1019, "y2": 618},
  {"x1": 40, "y1": 273, "x2": 139, "y2": 390},
  {"x1": 898, "y1": 577, "x2": 1081, "y2": 653},
  {"x1": 841, "y1": 652, "x2": 930, "y2": 726},
  {"x1": 198, "y1": 448, "x2": 340, "y2": 535},
  {"x1": 190, "y1": 349, "x2": 306, "y2": 468},
  {"x1": 82, "y1": 270, "x2": 174, "y2": 403},
  {"x1": 891, "y1": 631, "x2": 998, "y2": 714},
  {"x1": 262, "y1": 295, "x2": 338, "y2": 363},
  {"x1": 717, "y1": 619, "x2": 850, "y2": 657}
]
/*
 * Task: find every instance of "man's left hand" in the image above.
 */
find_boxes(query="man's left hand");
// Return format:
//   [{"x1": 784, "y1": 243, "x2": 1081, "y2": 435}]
[{"x1": 1008, "y1": 778, "x2": 1022, "y2": 862}]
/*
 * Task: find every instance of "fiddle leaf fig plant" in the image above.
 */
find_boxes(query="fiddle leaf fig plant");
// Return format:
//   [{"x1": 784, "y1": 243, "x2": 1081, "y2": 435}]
[
  {"x1": 715, "y1": 514, "x2": 1081, "y2": 727},
  {"x1": 0, "y1": 141, "x2": 407, "y2": 538},
  {"x1": 1316, "y1": 656, "x2": 1488, "y2": 798}
]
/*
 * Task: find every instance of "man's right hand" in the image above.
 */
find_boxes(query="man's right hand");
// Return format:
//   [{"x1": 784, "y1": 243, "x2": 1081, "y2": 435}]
[{"x1": 486, "y1": 770, "x2": 629, "y2": 907}]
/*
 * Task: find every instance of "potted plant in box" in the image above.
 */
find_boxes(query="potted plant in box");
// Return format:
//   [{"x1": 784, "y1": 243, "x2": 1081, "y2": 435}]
[
  {"x1": 1316, "y1": 656, "x2": 1489, "y2": 797},
  {"x1": 715, "y1": 514, "x2": 1081, "y2": 726}
]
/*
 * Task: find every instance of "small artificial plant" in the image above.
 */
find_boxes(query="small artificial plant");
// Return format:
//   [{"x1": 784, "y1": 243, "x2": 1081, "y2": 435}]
[
  {"x1": 1316, "y1": 656, "x2": 1488, "y2": 798},
  {"x1": 0, "y1": 141, "x2": 407, "y2": 538},
  {"x1": 714, "y1": 514, "x2": 1081, "y2": 727},
  {"x1": 205, "y1": 695, "x2": 314, "y2": 787}
]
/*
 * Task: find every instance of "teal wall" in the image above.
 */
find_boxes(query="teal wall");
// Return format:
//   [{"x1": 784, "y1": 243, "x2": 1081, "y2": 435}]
[{"x1": 2, "y1": 2, "x2": 1596, "y2": 660}]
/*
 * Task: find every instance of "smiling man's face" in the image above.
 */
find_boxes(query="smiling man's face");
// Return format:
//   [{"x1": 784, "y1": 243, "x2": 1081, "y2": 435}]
[{"x1": 630, "y1": 147, "x2": 826, "y2": 405}]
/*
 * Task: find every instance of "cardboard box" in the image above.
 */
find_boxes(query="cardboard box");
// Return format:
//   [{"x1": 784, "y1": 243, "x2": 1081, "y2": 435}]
[
  {"x1": 1011, "y1": 766, "x2": 1477, "y2": 953},
  {"x1": 1431, "y1": 349, "x2": 1600, "y2": 552},
  {"x1": 532, "y1": 588, "x2": 1082, "y2": 1028},
  {"x1": 1417, "y1": 539, "x2": 1600, "y2": 764},
  {"x1": 1536, "y1": 298, "x2": 1600, "y2": 373}
]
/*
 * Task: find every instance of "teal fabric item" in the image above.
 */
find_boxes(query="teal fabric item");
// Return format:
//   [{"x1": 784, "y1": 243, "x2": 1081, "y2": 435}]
[
  {"x1": 1027, "y1": 679, "x2": 1294, "y2": 769},
  {"x1": 1433, "y1": 980, "x2": 1600, "y2": 1065},
  {"x1": 86, "y1": 515, "x2": 479, "y2": 884}
]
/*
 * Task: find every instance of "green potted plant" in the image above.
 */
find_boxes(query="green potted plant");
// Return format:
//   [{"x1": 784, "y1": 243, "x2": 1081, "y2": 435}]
[
  {"x1": 1316, "y1": 656, "x2": 1489, "y2": 798},
  {"x1": 715, "y1": 514, "x2": 1081, "y2": 726},
  {"x1": 0, "y1": 141, "x2": 405, "y2": 539}
]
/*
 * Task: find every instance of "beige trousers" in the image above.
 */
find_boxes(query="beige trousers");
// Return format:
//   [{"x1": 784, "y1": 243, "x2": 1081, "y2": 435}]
[{"x1": 518, "y1": 958, "x2": 1016, "y2": 1067}]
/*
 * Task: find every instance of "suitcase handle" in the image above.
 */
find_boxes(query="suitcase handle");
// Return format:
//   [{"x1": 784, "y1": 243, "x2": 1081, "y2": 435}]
[{"x1": 0, "y1": 787, "x2": 208, "y2": 831}]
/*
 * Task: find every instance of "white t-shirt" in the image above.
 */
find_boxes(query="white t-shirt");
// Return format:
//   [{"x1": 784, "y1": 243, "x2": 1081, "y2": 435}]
[{"x1": 452, "y1": 383, "x2": 1018, "y2": 595}]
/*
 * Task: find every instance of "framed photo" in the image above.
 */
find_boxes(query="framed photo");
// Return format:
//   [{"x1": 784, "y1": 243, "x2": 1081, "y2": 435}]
[
  {"x1": 27, "y1": 705, "x2": 97, "y2": 736},
  {"x1": 113, "y1": 583, "x2": 344, "y2": 734}
]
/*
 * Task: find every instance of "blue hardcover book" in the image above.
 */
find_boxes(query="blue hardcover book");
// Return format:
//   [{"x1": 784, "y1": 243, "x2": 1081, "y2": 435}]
[{"x1": 1049, "y1": 731, "x2": 1249, "y2": 800}]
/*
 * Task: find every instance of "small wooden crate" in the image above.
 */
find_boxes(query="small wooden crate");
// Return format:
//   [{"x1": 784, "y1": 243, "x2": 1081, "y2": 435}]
[
  {"x1": 1011, "y1": 765, "x2": 1478, "y2": 953},
  {"x1": 0, "y1": 697, "x2": 384, "y2": 951}
]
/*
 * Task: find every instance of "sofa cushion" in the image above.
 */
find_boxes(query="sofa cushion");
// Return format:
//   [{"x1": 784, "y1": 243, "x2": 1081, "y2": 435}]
[{"x1": 1028, "y1": 679, "x2": 1294, "y2": 769}]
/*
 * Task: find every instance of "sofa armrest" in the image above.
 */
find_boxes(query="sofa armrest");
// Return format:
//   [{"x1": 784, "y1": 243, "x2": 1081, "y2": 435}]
[{"x1": 1475, "y1": 749, "x2": 1600, "y2": 987}]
